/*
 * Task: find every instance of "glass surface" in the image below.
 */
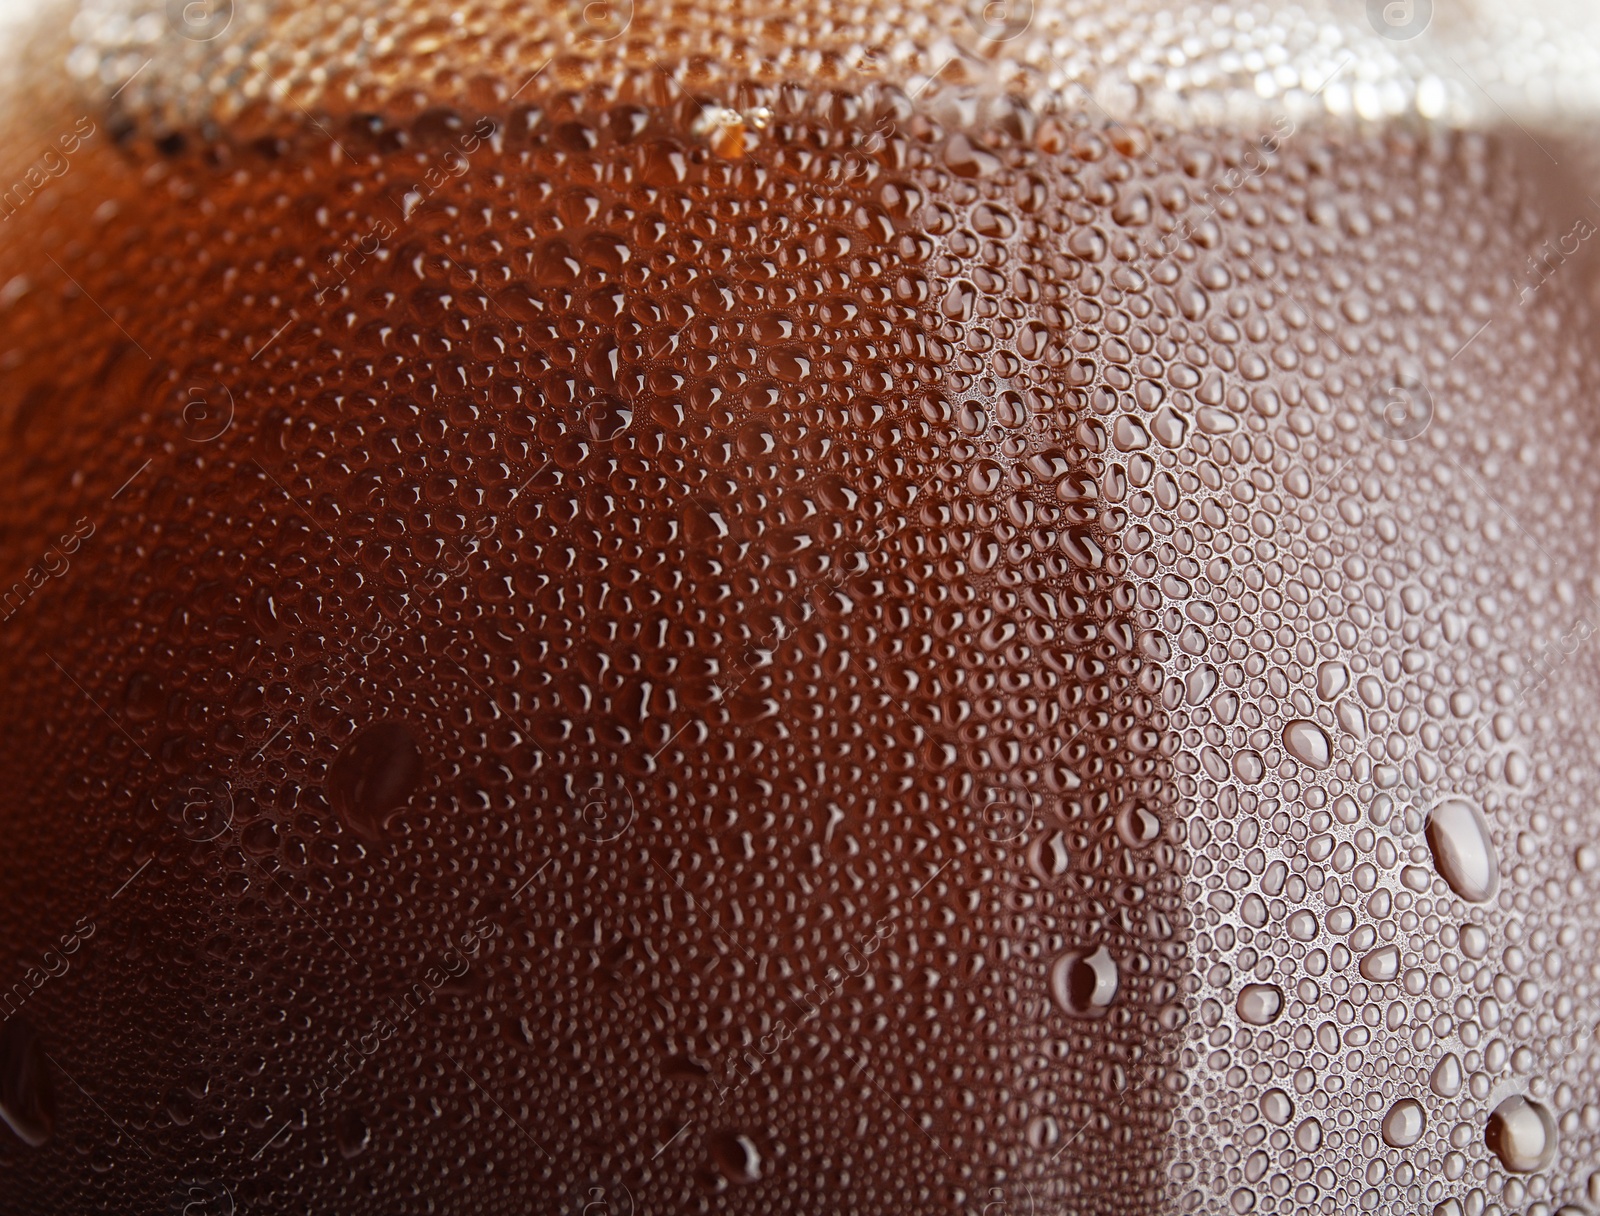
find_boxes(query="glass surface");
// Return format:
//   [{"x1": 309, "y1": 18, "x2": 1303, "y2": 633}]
[{"x1": 0, "y1": 1, "x2": 1597, "y2": 1212}]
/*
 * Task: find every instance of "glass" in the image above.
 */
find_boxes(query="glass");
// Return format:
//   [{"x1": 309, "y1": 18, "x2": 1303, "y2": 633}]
[{"x1": 0, "y1": 0, "x2": 1596, "y2": 1212}]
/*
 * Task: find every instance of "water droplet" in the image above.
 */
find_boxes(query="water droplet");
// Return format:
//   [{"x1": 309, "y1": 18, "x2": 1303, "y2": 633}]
[
  {"x1": 1360, "y1": 945, "x2": 1400, "y2": 981},
  {"x1": 327, "y1": 722, "x2": 424, "y2": 841},
  {"x1": 1112, "y1": 415, "x2": 1150, "y2": 451},
  {"x1": 1260, "y1": 1088, "x2": 1293, "y2": 1125},
  {"x1": 1485, "y1": 1094, "x2": 1556, "y2": 1173},
  {"x1": 1316, "y1": 661, "x2": 1349, "y2": 700},
  {"x1": 1026, "y1": 830, "x2": 1072, "y2": 883},
  {"x1": 584, "y1": 396, "x2": 633, "y2": 442},
  {"x1": 1429, "y1": 1053, "x2": 1463, "y2": 1098},
  {"x1": 1459, "y1": 923, "x2": 1489, "y2": 959},
  {"x1": 1577, "y1": 844, "x2": 1598, "y2": 873},
  {"x1": 1381, "y1": 1098, "x2": 1425, "y2": 1147},
  {"x1": 0, "y1": 1017, "x2": 53, "y2": 1147},
  {"x1": 1232, "y1": 751, "x2": 1265, "y2": 784},
  {"x1": 1336, "y1": 697, "x2": 1367, "y2": 737},
  {"x1": 1281, "y1": 719, "x2": 1332, "y2": 769},
  {"x1": 1287, "y1": 910, "x2": 1318, "y2": 941},
  {"x1": 1295, "y1": 1117, "x2": 1322, "y2": 1151},
  {"x1": 1186, "y1": 664, "x2": 1218, "y2": 704},
  {"x1": 710, "y1": 1130, "x2": 763, "y2": 1183},
  {"x1": 1050, "y1": 945, "x2": 1119, "y2": 1016},
  {"x1": 1425, "y1": 798, "x2": 1500, "y2": 903},
  {"x1": 1236, "y1": 983, "x2": 1283, "y2": 1026},
  {"x1": 1213, "y1": 691, "x2": 1240, "y2": 725},
  {"x1": 1026, "y1": 1114, "x2": 1060, "y2": 1149},
  {"x1": 1151, "y1": 405, "x2": 1188, "y2": 447},
  {"x1": 1116, "y1": 804, "x2": 1162, "y2": 848},
  {"x1": 335, "y1": 1107, "x2": 371, "y2": 1159}
]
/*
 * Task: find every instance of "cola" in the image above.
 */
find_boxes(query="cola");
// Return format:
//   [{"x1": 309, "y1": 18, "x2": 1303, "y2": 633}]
[{"x1": 0, "y1": 3, "x2": 1598, "y2": 1214}]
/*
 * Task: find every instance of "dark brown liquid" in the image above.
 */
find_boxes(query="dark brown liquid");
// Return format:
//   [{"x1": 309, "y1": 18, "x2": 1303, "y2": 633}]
[{"x1": 0, "y1": 62, "x2": 1595, "y2": 1216}]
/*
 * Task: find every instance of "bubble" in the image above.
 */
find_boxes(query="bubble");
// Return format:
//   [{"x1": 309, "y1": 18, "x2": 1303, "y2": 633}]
[
  {"x1": 1360, "y1": 945, "x2": 1400, "y2": 981},
  {"x1": 1050, "y1": 946, "x2": 1119, "y2": 1017},
  {"x1": 1485, "y1": 1094, "x2": 1557, "y2": 1173},
  {"x1": 1424, "y1": 798, "x2": 1500, "y2": 903},
  {"x1": 0, "y1": 1017, "x2": 53, "y2": 1147},
  {"x1": 1380, "y1": 1098, "x2": 1425, "y2": 1148},
  {"x1": 1281, "y1": 719, "x2": 1332, "y2": 770},
  {"x1": 327, "y1": 722, "x2": 425, "y2": 842},
  {"x1": 1236, "y1": 984, "x2": 1284, "y2": 1026}
]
